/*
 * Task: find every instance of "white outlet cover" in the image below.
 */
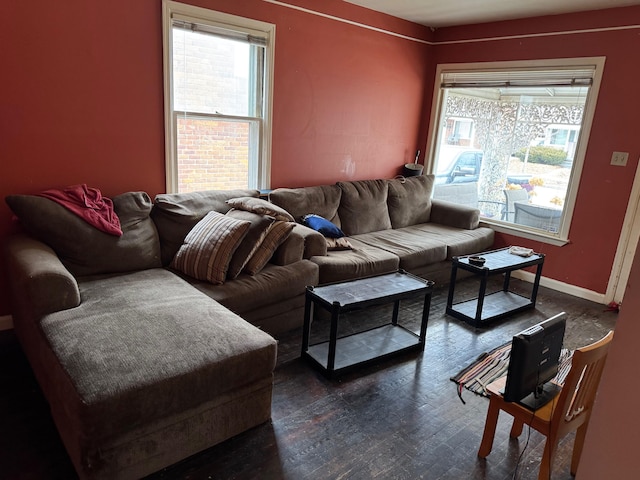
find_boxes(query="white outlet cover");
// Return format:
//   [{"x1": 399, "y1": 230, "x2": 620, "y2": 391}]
[{"x1": 611, "y1": 151, "x2": 629, "y2": 166}]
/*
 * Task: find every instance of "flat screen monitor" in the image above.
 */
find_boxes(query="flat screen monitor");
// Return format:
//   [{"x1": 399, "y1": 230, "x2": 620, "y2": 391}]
[{"x1": 502, "y1": 312, "x2": 567, "y2": 410}]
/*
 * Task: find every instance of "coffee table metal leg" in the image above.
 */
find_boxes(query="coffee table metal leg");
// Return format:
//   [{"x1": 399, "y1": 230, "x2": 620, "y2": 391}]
[
  {"x1": 446, "y1": 263, "x2": 458, "y2": 311},
  {"x1": 392, "y1": 300, "x2": 400, "y2": 325},
  {"x1": 475, "y1": 273, "x2": 488, "y2": 327},
  {"x1": 419, "y1": 292, "x2": 432, "y2": 347},
  {"x1": 503, "y1": 270, "x2": 511, "y2": 291},
  {"x1": 327, "y1": 301, "x2": 340, "y2": 373},
  {"x1": 530, "y1": 261, "x2": 544, "y2": 305},
  {"x1": 302, "y1": 291, "x2": 313, "y2": 355}
]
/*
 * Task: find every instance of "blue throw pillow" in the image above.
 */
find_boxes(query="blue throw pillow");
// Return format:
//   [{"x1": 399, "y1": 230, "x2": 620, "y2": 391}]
[{"x1": 302, "y1": 214, "x2": 345, "y2": 238}]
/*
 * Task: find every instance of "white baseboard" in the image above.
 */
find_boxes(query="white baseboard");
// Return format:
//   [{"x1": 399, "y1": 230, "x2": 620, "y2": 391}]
[
  {"x1": 511, "y1": 270, "x2": 606, "y2": 304},
  {"x1": 0, "y1": 315, "x2": 14, "y2": 331}
]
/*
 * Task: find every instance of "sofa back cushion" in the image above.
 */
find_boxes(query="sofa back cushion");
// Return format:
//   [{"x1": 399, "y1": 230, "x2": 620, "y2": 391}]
[
  {"x1": 269, "y1": 185, "x2": 342, "y2": 227},
  {"x1": 151, "y1": 189, "x2": 259, "y2": 266},
  {"x1": 6, "y1": 191, "x2": 161, "y2": 276},
  {"x1": 337, "y1": 179, "x2": 392, "y2": 236},
  {"x1": 387, "y1": 175, "x2": 435, "y2": 228}
]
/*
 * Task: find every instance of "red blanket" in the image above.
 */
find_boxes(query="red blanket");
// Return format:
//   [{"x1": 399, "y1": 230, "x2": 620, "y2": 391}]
[{"x1": 38, "y1": 184, "x2": 122, "y2": 236}]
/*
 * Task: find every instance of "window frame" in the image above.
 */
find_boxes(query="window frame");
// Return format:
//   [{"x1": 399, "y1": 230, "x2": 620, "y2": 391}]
[
  {"x1": 425, "y1": 57, "x2": 606, "y2": 246},
  {"x1": 162, "y1": 0, "x2": 275, "y2": 193}
]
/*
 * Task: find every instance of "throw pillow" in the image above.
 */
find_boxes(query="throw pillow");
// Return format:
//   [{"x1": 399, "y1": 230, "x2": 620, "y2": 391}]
[
  {"x1": 226, "y1": 197, "x2": 295, "y2": 222},
  {"x1": 269, "y1": 184, "x2": 342, "y2": 226},
  {"x1": 151, "y1": 189, "x2": 259, "y2": 266},
  {"x1": 225, "y1": 209, "x2": 275, "y2": 279},
  {"x1": 302, "y1": 214, "x2": 345, "y2": 238},
  {"x1": 326, "y1": 237, "x2": 354, "y2": 251},
  {"x1": 337, "y1": 179, "x2": 392, "y2": 236},
  {"x1": 387, "y1": 175, "x2": 435, "y2": 228},
  {"x1": 171, "y1": 211, "x2": 250, "y2": 284},
  {"x1": 243, "y1": 221, "x2": 295, "y2": 275}
]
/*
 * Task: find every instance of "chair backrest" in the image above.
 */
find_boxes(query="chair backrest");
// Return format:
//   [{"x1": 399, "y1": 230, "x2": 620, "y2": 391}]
[
  {"x1": 550, "y1": 331, "x2": 614, "y2": 437},
  {"x1": 502, "y1": 189, "x2": 529, "y2": 222},
  {"x1": 513, "y1": 202, "x2": 562, "y2": 233}
]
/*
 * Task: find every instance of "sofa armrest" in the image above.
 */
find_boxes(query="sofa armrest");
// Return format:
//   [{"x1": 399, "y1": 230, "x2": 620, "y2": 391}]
[
  {"x1": 5, "y1": 234, "x2": 81, "y2": 317},
  {"x1": 272, "y1": 227, "x2": 304, "y2": 266},
  {"x1": 291, "y1": 223, "x2": 327, "y2": 258},
  {"x1": 430, "y1": 199, "x2": 480, "y2": 230}
]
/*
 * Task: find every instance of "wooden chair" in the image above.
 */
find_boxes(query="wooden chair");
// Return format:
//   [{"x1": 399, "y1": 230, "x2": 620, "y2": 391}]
[{"x1": 477, "y1": 331, "x2": 614, "y2": 479}]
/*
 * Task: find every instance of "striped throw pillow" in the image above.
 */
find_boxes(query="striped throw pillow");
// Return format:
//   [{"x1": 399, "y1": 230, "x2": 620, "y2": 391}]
[
  {"x1": 243, "y1": 221, "x2": 295, "y2": 275},
  {"x1": 171, "y1": 211, "x2": 250, "y2": 284}
]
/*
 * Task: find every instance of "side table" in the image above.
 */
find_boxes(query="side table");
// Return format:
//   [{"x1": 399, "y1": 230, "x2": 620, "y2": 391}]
[{"x1": 446, "y1": 247, "x2": 545, "y2": 327}]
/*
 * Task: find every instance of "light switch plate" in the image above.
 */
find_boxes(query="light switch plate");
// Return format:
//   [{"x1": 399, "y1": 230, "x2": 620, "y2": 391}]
[{"x1": 611, "y1": 151, "x2": 629, "y2": 166}]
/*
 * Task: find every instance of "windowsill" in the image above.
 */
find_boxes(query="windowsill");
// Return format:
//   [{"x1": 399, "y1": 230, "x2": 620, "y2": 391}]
[{"x1": 480, "y1": 220, "x2": 570, "y2": 247}]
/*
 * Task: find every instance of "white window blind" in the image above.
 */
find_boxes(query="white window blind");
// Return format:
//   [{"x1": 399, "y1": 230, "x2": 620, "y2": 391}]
[
  {"x1": 171, "y1": 15, "x2": 268, "y2": 46},
  {"x1": 441, "y1": 67, "x2": 595, "y2": 89}
]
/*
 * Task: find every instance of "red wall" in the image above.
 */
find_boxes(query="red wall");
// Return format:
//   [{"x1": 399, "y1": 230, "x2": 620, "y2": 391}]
[
  {"x1": 0, "y1": 0, "x2": 433, "y2": 315},
  {"x1": 433, "y1": 6, "x2": 640, "y2": 295},
  {"x1": 2, "y1": 1, "x2": 638, "y2": 317}
]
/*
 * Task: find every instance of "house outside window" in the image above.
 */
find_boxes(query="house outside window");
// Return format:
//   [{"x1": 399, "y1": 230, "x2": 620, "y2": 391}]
[
  {"x1": 426, "y1": 58, "x2": 605, "y2": 244},
  {"x1": 162, "y1": 0, "x2": 275, "y2": 193}
]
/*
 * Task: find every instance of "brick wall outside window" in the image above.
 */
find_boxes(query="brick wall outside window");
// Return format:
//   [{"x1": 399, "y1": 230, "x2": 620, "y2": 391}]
[{"x1": 177, "y1": 117, "x2": 249, "y2": 192}]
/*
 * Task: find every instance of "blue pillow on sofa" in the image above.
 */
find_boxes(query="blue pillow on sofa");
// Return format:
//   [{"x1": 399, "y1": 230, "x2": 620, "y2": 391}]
[{"x1": 302, "y1": 214, "x2": 344, "y2": 238}]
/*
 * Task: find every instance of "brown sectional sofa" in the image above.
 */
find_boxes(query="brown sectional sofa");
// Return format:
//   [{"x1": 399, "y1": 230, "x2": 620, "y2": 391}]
[
  {"x1": 4, "y1": 188, "x2": 318, "y2": 479},
  {"x1": 3, "y1": 175, "x2": 493, "y2": 479},
  {"x1": 269, "y1": 175, "x2": 495, "y2": 285}
]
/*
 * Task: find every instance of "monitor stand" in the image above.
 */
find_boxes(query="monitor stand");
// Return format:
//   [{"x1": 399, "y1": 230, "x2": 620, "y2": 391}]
[{"x1": 518, "y1": 382, "x2": 562, "y2": 411}]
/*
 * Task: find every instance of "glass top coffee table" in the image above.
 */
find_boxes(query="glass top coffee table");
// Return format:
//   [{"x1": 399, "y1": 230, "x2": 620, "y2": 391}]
[
  {"x1": 302, "y1": 270, "x2": 434, "y2": 377},
  {"x1": 446, "y1": 247, "x2": 545, "y2": 327}
]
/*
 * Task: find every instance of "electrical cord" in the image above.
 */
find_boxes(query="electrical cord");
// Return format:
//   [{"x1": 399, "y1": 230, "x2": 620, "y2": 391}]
[
  {"x1": 513, "y1": 366, "x2": 561, "y2": 479},
  {"x1": 512, "y1": 407, "x2": 536, "y2": 479}
]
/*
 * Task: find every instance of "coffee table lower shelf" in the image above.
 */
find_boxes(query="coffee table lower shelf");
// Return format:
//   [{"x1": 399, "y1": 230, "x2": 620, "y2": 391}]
[
  {"x1": 446, "y1": 291, "x2": 534, "y2": 326},
  {"x1": 304, "y1": 324, "x2": 422, "y2": 375}
]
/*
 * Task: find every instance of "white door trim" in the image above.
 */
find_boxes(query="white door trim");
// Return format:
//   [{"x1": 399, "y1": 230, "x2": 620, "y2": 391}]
[{"x1": 606, "y1": 157, "x2": 640, "y2": 304}]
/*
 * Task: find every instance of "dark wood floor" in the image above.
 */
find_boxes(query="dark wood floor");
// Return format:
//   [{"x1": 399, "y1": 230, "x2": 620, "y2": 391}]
[{"x1": 0, "y1": 277, "x2": 617, "y2": 480}]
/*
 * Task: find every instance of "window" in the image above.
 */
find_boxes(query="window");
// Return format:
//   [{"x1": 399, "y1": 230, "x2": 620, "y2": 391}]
[
  {"x1": 162, "y1": 1, "x2": 275, "y2": 193},
  {"x1": 426, "y1": 58, "x2": 605, "y2": 244}
]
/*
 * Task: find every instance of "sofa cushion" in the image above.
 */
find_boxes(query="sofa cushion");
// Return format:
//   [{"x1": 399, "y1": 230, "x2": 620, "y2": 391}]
[
  {"x1": 226, "y1": 197, "x2": 295, "y2": 222},
  {"x1": 40, "y1": 268, "x2": 276, "y2": 441},
  {"x1": 151, "y1": 189, "x2": 259, "y2": 266},
  {"x1": 337, "y1": 180, "x2": 392, "y2": 236},
  {"x1": 225, "y1": 209, "x2": 275, "y2": 279},
  {"x1": 354, "y1": 227, "x2": 448, "y2": 271},
  {"x1": 171, "y1": 211, "x2": 250, "y2": 284},
  {"x1": 244, "y1": 221, "x2": 295, "y2": 275},
  {"x1": 188, "y1": 260, "x2": 319, "y2": 315},
  {"x1": 6, "y1": 191, "x2": 161, "y2": 276},
  {"x1": 309, "y1": 237, "x2": 399, "y2": 284},
  {"x1": 410, "y1": 223, "x2": 495, "y2": 259},
  {"x1": 269, "y1": 184, "x2": 342, "y2": 226},
  {"x1": 387, "y1": 175, "x2": 435, "y2": 228}
]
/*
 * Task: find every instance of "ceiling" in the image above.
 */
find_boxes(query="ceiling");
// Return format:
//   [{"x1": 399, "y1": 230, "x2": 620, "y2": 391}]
[{"x1": 343, "y1": 0, "x2": 640, "y2": 28}]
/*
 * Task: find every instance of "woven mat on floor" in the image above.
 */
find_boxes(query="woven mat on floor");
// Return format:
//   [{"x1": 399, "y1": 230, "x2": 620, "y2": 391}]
[{"x1": 450, "y1": 342, "x2": 573, "y2": 403}]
